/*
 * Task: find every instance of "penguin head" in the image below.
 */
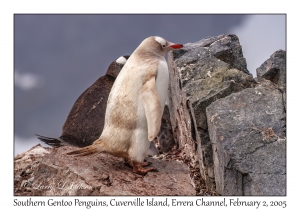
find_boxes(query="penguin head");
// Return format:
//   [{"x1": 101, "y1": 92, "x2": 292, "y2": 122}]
[
  {"x1": 106, "y1": 55, "x2": 130, "y2": 78},
  {"x1": 136, "y1": 36, "x2": 183, "y2": 56},
  {"x1": 154, "y1": 36, "x2": 184, "y2": 53}
]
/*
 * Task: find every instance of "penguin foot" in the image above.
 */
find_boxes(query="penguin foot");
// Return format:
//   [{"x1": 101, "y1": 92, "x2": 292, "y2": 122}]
[
  {"x1": 132, "y1": 161, "x2": 158, "y2": 175},
  {"x1": 124, "y1": 159, "x2": 152, "y2": 168},
  {"x1": 140, "y1": 161, "x2": 152, "y2": 167}
]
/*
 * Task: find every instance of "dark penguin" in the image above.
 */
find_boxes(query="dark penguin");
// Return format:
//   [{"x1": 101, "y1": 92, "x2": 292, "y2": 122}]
[{"x1": 36, "y1": 55, "x2": 130, "y2": 147}]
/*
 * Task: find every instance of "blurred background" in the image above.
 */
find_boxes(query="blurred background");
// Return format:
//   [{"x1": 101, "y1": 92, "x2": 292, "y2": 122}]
[{"x1": 14, "y1": 14, "x2": 286, "y2": 155}]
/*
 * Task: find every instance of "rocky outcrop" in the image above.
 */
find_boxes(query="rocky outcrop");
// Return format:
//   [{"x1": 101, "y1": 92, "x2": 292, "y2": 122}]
[
  {"x1": 256, "y1": 50, "x2": 286, "y2": 92},
  {"x1": 165, "y1": 34, "x2": 285, "y2": 195},
  {"x1": 167, "y1": 34, "x2": 256, "y2": 192},
  {"x1": 256, "y1": 50, "x2": 286, "y2": 112},
  {"x1": 206, "y1": 80, "x2": 286, "y2": 195},
  {"x1": 14, "y1": 145, "x2": 195, "y2": 196},
  {"x1": 14, "y1": 34, "x2": 286, "y2": 196},
  {"x1": 204, "y1": 50, "x2": 286, "y2": 195}
]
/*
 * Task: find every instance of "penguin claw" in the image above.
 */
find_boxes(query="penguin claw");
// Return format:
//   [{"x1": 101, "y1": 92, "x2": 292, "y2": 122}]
[
  {"x1": 140, "y1": 161, "x2": 152, "y2": 167},
  {"x1": 133, "y1": 166, "x2": 158, "y2": 175},
  {"x1": 124, "y1": 159, "x2": 153, "y2": 168},
  {"x1": 132, "y1": 161, "x2": 158, "y2": 175}
]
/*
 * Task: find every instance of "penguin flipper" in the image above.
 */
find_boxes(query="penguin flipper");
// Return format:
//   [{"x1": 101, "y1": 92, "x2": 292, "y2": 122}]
[
  {"x1": 141, "y1": 76, "x2": 162, "y2": 141},
  {"x1": 35, "y1": 134, "x2": 65, "y2": 147}
]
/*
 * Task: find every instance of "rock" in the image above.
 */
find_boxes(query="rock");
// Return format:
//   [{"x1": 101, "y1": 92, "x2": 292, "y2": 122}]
[
  {"x1": 256, "y1": 50, "x2": 286, "y2": 92},
  {"x1": 206, "y1": 82, "x2": 286, "y2": 195},
  {"x1": 167, "y1": 51, "x2": 197, "y2": 167},
  {"x1": 14, "y1": 144, "x2": 50, "y2": 196},
  {"x1": 156, "y1": 105, "x2": 175, "y2": 153},
  {"x1": 190, "y1": 68, "x2": 255, "y2": 130},
  {"x1": 14, "y1": 145, "x2": 195, "y2": 196},
  {"x1": 167, "y1": 34, "x2": 256, "y2": 192}
]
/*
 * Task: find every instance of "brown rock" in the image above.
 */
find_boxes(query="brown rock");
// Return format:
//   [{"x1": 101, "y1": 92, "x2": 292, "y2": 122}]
[
  {"x1": 14, "y1": 144, "x2": 50, "y2": 196},
  {"x1": 14, "y1": 145, "x2": 196, "y2": 196}
]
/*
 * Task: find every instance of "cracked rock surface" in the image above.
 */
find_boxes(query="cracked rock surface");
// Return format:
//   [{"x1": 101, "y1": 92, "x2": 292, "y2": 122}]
[
  {"x1": 166, "y1": 35, "x2": 286, "y2": 195},
  {"x1": 167, "y1": 34, "x2": 256, "y2": 192},
  {"x1": 14, "y1": 145, "x2": 195, "y2": 196},
  {"x1": 14, "y1": 145, "x2": 51, "y2": 195},
  {"x1": 206, "y1": 81, "x2": 286, "y2": 195},
  {"x1": 256, "y1": 50, "x2": 286, "y2": 92}
]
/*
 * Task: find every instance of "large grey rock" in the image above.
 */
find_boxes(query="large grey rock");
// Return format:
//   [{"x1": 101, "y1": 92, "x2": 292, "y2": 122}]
[
  {"x1": 206, "y1": 82, "x2": 286, "y2": 195},
  {"x1": 190, "y1": 68, "x2": 255, "y2": 130},
  {"x1": 256, "y1": 50, "x2": 286, "y2": 92},
  {"x1": 256, "y1": 50, "x2": 286, "y2": 113},
  {"x1": 168, "y1": 34, "x2": 255, "y2": 191}
]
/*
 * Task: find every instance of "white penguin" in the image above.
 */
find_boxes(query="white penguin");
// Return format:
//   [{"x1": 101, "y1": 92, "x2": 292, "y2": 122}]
[{"x1": 67, "y1": 36, "x2": 183, "y2": 175}]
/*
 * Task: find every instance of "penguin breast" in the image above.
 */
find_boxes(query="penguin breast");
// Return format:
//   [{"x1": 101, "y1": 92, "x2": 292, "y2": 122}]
[{"x1": 155, "y1": 59, "x2": 169, "y2": 111}]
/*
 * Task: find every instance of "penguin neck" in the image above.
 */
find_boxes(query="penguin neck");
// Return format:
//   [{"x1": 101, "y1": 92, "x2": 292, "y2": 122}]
[
  {"x1": 105, "y1": 62, "x2": 120, "y2": 78},
  {"x1": 135, "y1": 48, "x2": 165, "y2": 61}
]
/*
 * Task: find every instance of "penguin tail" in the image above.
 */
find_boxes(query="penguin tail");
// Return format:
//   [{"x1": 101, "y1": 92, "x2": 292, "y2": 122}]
[
  {"x1": 35, "y1": 134, "x2": 65, "y2": 147},
  {"x1": 66, "y1": 145, "x2": 98, "y2": 157}
]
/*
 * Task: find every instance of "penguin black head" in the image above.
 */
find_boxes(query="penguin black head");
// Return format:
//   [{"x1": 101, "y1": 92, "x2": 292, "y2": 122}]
[{"x1": 106, "y1": 55, "x2": 130, "y2": 78}]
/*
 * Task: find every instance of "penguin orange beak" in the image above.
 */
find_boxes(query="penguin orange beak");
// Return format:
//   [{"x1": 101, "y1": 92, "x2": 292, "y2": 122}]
[{"x1": 169, "y1": 44, "x2": 184, "y2": 49}]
